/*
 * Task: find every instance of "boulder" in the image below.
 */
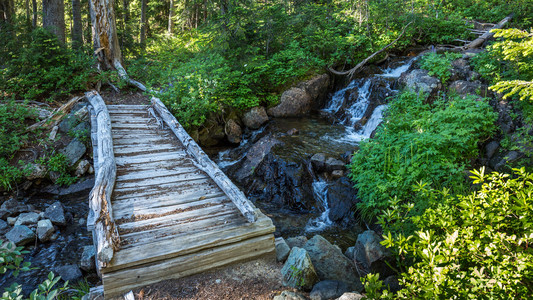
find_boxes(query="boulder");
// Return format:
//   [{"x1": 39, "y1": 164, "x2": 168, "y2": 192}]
[
  {"x1": 286, "y1": 236, "x2": 308, "y2": 249},
  {"x1": 311, "y1": 153, "x2": 327, "y2": 172},
  {"x1": 36, "y1": 219, "x2": 55, "y2": 242},
  {"x1": 198, "y1": 122, "x2": 225, "y2": 147},
  {"x1": 0, "y1": 219, "x2": 8, "y2": 231},
  {"x1": 449, "y1": 80, "x2": 488, "y2": 97},
  {"x1": 485, "y1": 141, "x2": 500, "y2": 159},
  {"x1": 300, "y1": 74, "x2": 330, "y2": 107},
  {"x1": 449, "y1": 58, "x2": 472, "y2": 81},
  {"x1": 75, "y1": 160, "x2": 91, "y2": 177},
  {"x1": 1, "y1": 198, "x2": 31, "y2": 215},
  {"x1": 56, "y1": 264, "x2": 83, "y2": 282},
  {"x1": 337, "y1": 292, "x2": 364, "y2": 300},
  {"x1": 276, "y1": 238, "x2": 291, "y2": 263},
  {"x1": 6, "y1": 225, "x2": 35, "y2": 245},
  {"x1": 225, "y1": 119, "x2": 242, "y2": 144},
  {"x1": 327, "y1": 177, "x2": 358, "y2": 224},
  {"x1": 58, "y1": 177, "x2": 94, "y2": 196},
  {"x1": 309, "y1": 280, "x2": 349, "y2": 300},
  {"x1": 399, "y1": 69, "x2": 441, "y2": 96},
  {"x1": 80, "y1": 245, "x2": 96, "y2": 271},
  {"x1": 354, "y1": 230, "x2": 393, "y2": 276},
  {"x1": 242, "y1": 106, "x2": 269, "y2": 129},
  {"x1": 14, "y1": 212, "x2": 40, "y2": 226},
  {"x1": 58, "y1": 114, "x2": 81, "y2": 133},
  {"x1": 233, "y1": 135, "x2": 283, "y2": 184},
  {"x1": 281, "y1": 247, "x2": 319, "y2": 291},
  {"x1": 44, "y1": 201, "x2": 67, "y2": 226},
  {"x1": 490, "y1": 150, "x2": 523, "y2": 171},
  {"x1": 26, "y1": 163, "x2": 47, "y2": 180},
  {"x1": 72, "y1": 121, "x2": 90, "y2": 137},
  {"x1": 273, "y1": 291, "x2": 308, "y2": 300},
  {"x1": 325, "y1": 158, "x2": 345, "y2": 172},
  {"x1": 268, "y1": 88, "x2": 312, "y2": 117},
  {"x1": 303, "y1": 235, "x2": 362, "y2": 291},
  {"x1": 61, "y1": 138, "x2": 87, "y2": 166},
  {"x1": 344, "y1": 246, "x2": 355, "y2": 260},
  {"x1": 383, "y1": 275, "x2": 401, "y2": 293}
]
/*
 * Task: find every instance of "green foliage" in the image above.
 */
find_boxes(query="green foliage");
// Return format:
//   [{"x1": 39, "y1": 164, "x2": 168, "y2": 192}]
[
  {"x1": 0, "y1": 241, "x2": 32, "y2": 278},
  {"x1": 419, "y1": 52, "x2": 462, "y2": 84},
  {"x1": 37, "y1": 153, "x2": 77, "y2": 186},
  {"x1": 378, "y1": 168, "x2": 533, "y2": 299},
  {"x1": 349, "y1": 91, "x2": 497, "y2": 221}
]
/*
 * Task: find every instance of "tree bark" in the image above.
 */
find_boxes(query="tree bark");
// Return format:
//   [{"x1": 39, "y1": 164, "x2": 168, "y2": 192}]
[
  {"x1": 89, "y1": 0, "x2": 122, "y2": 70},
  {"x1": 0, "y1": 0, "x2": 12, "y2": 24},
  {"x1": 168, "y1": 0, "x2": 174, "y2": 34},
  {"x1": 25, "y1": 0, "x2": 31, "y2": 24},
  {"x1": 122, "y1": 0, "x2": 129, "y2": 23},
  {"x1": 140, "y1": 0, "x2": 147, "y2": 45},
  {"x1": 32, "y1": 0, "x2": 37, "y2": 27},
  {"x1": 71, "y1": 0, "x2": 83, "y2": 48},
  {"x1": 43, "y1": 0, "x2": 66, "y2": 44}
]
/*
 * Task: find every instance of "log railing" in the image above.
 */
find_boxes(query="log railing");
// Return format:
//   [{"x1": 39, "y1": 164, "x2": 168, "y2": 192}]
[{"x1": 86, "y1": 90, "x2": 120, "y2": 269}]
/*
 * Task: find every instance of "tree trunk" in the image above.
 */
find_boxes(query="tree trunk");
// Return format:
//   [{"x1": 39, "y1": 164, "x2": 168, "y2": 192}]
[
  {"x1": 0, "y1": 0, "x2": 12, "y2": 24},
  {"x1": 71, "y1": 0, "x2": 83, "y2": 48},
  {"x1": 32, "y1": 0, "x2": 37, "y2": 27},
  {"x1": 43, "y1": 0, "x2": 66, "y2": 44},
  {"x1": 167, "y1": 0, "x2": 174, "y2": 34},
  {"x1": 25, "y1": 0, "x2": 31, "y2": 24},
  {"x1": 122, "y1": 0, "x2": 129, "y2": 23},
  {"x1": 89, "y1": 0, "x2": 122, "y2": 70},
  {"x1": 140, "y1": 0, "x2": 147, "y2": 45}
]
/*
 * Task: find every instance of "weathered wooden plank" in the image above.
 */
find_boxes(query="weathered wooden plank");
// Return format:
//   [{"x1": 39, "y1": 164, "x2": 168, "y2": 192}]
[
  {"x1": 110, "y1": 123, "x2": 160, "y2": 129},
  {"x1": 102, "y1": 234, "x2": 275, "y2": 298},
  {"x1": 112, "y1": 177, "x2": 211, "y2": 196},
  {"x1": 112, "y1": 136, "x2": 175, "y2": 145},
  {"x1": 116, "y1": 166, "x2": 198, "y2": 181},
  {"x1": 108, "y1": 104, "x2": 149, "y2": 109},
  {"x1": 114, "y1": 151, "x2": 187, "y2": 165},
  {"x1": 115, "y1": 158, "x2": 195, "y2": 174},
  {"x1": 151, "y1": 97, "x2": 258, "y2": 223},
  {"x1": 114, "y1": 171, "x2": 207, "y2": 189},
  {"x1": 112, "y1": 186, "x2": 224, "y2": 208},
  {"x1": 113, "y1": 146, "x2": 180, "y2": 156}
]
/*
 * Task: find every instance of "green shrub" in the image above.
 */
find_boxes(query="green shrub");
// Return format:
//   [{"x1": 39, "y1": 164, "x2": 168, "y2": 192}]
[
  {"x1": 349, "y1": 91, "x2": 497, "y2": 221},
  {"x1": 419, "y1": 52, "x2": 463, "y2": 84},
  {"x1": 37, "y1": 153, "x2": 77, "y2": 186}
]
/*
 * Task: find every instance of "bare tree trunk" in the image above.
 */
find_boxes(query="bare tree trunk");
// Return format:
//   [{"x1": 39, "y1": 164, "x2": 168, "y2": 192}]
[
  {"x1": 89, "y1": 0, "x2": 122, "y2": 70},
  {"x1": 140, "y1": 0, "x2": 147, "y2": 45},
  {"x1": 43, "y1": 0, "x2": 66, "y2": 44},
  {"x1": 25, "y1": 0, "x2": 31, "y2": 24},
  {"x1": 32, "y1": 0, "x2": 37, "y2": 26},
  {"x1": 167, "y1": 0, "x2": 174, "y2": 34},
  {"x1": 71, "y1": 0, "x2": 83, "y2": 48},
  {"x1": 122, "y1": 0, "x2": 129, "y2": 23}
]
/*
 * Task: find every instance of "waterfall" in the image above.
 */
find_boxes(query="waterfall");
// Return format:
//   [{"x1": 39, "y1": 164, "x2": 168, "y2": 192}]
[{"x1": 305, "y1": 179, "x2": 332, "y2": 232}]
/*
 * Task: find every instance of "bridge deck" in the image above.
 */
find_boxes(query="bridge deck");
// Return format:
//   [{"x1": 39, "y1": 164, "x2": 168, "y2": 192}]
[{"x1": 95, "y1": 105, "x2": 275, "y2": 297}]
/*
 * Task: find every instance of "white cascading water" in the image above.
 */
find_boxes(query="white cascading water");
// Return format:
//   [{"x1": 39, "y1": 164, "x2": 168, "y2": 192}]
[{"x1": 305, "y1": 180, "x2": 332, "y2": 232}]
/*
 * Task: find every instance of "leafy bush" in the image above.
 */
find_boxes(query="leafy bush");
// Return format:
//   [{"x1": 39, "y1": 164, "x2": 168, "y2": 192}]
[
  {"x1": 376, "y1": 168, "x2": 533, "y2": 299},
  {"x1": 419, "y1": 52, "x2": 463, "y2": 84},
  {"x1": 37, "y1": 153, "x2": 77, "y2": 186},
  {"x1": 349, "y1": 91, "x2": 497, "y2": 220}
]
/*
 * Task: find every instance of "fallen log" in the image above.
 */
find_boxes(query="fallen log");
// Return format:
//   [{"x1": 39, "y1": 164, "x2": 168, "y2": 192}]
[
  {"x1": 26, "y1": 95, "x2": 83, "y2": 132},
  {"x1": 328, "y1": 21, "x2": 412, "y2": 78},
  {"x1": 463, "y1": 14, "x2": 513, "y2": 50}
]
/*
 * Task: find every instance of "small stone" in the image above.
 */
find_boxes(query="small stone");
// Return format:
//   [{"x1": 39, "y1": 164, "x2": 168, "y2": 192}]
[
  {"x1": 80, "y1": 245, "x2": 96, "y2": 271},
  {"x1": 44, "y1": 201, "x2": 67, "y2": 226},
  {"x1": 309, "y1": 280, "x2": 349, "y2": 300},
  {"x1": 276, "y1": 238, "x2": 291, "y2": 262},
  {"x1": 7, "y1": 217, "x2": 17, "y2": 226},
  {"x1": 310, "y1": 153, "x2": 327, "y2": 172},
  {"x1": 215, "y1": 279, "x2": 222, "y2": 284},
  {"x1": 337, "y1": 292, "x2": 364, "y2": 300},
  {"x1": 49, "y1": 126, "x2": 59, "y2": 140},
  {"x1": 87, "y1": 166, "x2": 94, "y2": 174},
  {"x1": 286, "y1": 128, "x2": 299, "y2": 135},
  {"x1": 344, "y1": 246, "x2": 355, "y2": 260},
  {"x1": 225, "y1": 119, "x2": 242, "y2": 144},
  {"x1": 273, "y1": 291, "x2": 308, "y2": 300},
  {"x1": 325, "y1": 157, "x2": 345, "y2": 172},
  {"x1": 26, "y1": 163, "x2": 47, "y2": 181},
  {"x1": 242, "y1": 106, "x2": 269, "y2": 129},
  {"x1": 36, "y1": 219, "x2": 55, "y2": 242},
  {"x1": 281, "y1": 247, "x2": 319, "y2": 291},
  {"x1": 14, "y1": 212, "x2": 40, "y2": 226},
  {"x1": 75, "y1": 160, "x2": 90, "y2": 177},
  {"x1": 61, "y1": 138, "x2": 87, "y2": 166},
  {"x1": 331, "y1": 170, "x2": 343, "y2": 179},
  {"x1": 78, "y1": 218, "x2": 86, "y2": 227},
  {"x1": 6, "y1": 225, "x2": 35, "y2": 245},
  {"x1": 286, "y1": 236, "x2": 308, "y2": 249},
  {"x1": 56, "y1": 264, "x2": 83, "y2": 282}
]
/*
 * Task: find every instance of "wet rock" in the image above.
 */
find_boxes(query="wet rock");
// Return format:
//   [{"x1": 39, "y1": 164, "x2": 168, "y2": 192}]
[
  {"x1": 75, "y1": 160, "x2": 91, "y2": 177},
  {"x1": 6, "y1": 225, "x2": 35, "y2": 245},
  {"x1": 56, "y1": 264, "x2": 83, "y2": 282},
  {"x1": 354, "y1": 230, "x2": 393, "y2": 277},
  {"x1": 449, "y1": 59, "x2": 472, "y2": 81},
  {"x1": 495, "y1": 100, "x2": 515, "y2": 135},
  {"x1": 300, "y1": 74, "x2": 330, "y2": 109},
  {"x1": 1, "y1": 198, "x2": 31, "y2": 215},
  {"x1": 309, "y1": 280, "x2": 349, "y2": 300},
  {"x1": 14, "y1": 212, "x2": 40, "y2": 226},
  {"x1": 281, "y1": 247, "x2": 319, "y2": 291},
  {"x1": 286, "y1": 236, "x2": 308, "y2": 249},
  {"x1": 0, "y1": 210, "x2": 10, "y2": 220},
  {"x1": 337, "y1": 292, "x2": 364, "y2": 300},
  {"x1": 268, "y1": 88, "x2": 312, "y2": 117},
  {"x1": 243, "y1": 106, "x2": 269, "y2": 129},
  {"x1": 58, "y1": 177, "x2": 94, "y2": 196},
  {"x1": 80, "y1": 245, "x2": 96, "y2": 271},
  {"x1": 331, "y1": 170, "x2": 344, "y2": 179},
  {"x1": 383, "y1": 275, "x2": 401, "y2": 293},
  {"x1": 61, "y1": 138, "x2": 87, "y2": 166},
  {"x1": 485, "y1": 141, "x2": 500, "y2": 159},
  {"x1": 286, "y1": 128, "x2": 299, "y2": 136},
  {"x1": 303, "y1": 235, "x2": 362, "y2": 291},
  {"x1": 0, "y1": 219, "x2": 8, "y2": 231},
  {"x1": 325, "y1": 158, "x2": 345, "y2": 172},
  {"x1": 233, "y1": 135, "x2": 283, "y2": 184},
  {"x1": 36, "y1": 219, "x2": 55, "y2": 242},
  {"x1": 273, "y1": 291, "x2": 308, "y2": 300},
  {"x1": 327, "y1": 177, "x2": 358, "y2": 224},
  {"x1": 344, "y1": 246, "x2": 355, "y2": 260},
  {"x1": 311, "y1": 153, "x2": 327, "y2": 172},
  {"x1": 449, "y1": 80, "x2": 488, "y2": 97},
  {"x1": 26, "y1": 163, "x2": 47, "y2": 180},
  {"x1": 399, "y1": 69, "x2": 441, "y2": 96},
  {"x1": 225, "y1": 119, "x2": 242, "y2": 144},
  {"x1": 44, "y1": 201, "x2": 66, "y2": 226},
  {"x1": 490, "y1": 151, "x2": 523, "y2": 171},
  {"x1": 276, "y1": 238, "x2": 291, "y2": 262}
]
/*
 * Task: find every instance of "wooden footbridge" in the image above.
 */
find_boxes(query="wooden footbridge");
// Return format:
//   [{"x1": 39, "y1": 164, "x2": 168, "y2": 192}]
[{"x1": 85, "y1": 91, "x2": 275, "y2": 298}]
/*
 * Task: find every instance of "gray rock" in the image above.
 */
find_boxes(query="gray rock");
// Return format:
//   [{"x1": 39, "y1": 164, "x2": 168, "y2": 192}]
[
  {"x1": 311, "y1": 153, "x2": 327, "y2": 172},
  {"x1": 327, "y1": 177, "x2": 358, "y2": 224},
  {"x1": 74, "y1": 106, "x2": 89, "y2": 121},
  {"x1": 6, "y1": 225, "x2": 35, "y2": 245},
  {"x1": 331, "y1": 170, "x2": 343, "y2": 179},
  {"x1": 286, "y1": 236, "x2": 308, "y2": 249},
  {"x1": 0, "y1": 209, "x2": 10, "y2": 220},
  {"x1": 44, "y1": 201, "x2": 66, "y2": 226},
  {"x1": 14, "y1": 212, "x2": 40, "y2": 226},
  {"x1": 72, "y1": 121, "x2": 90, "y2": 137},
  {"x1": 61, "y1": 138, "x2": 87, "y2": 166},
  {"x1": 301, "y1": 74, "x2": 330, "y2": 107},
  {"x1": 344, "y1": 246, "x2": 355, "y2": 260},
  {"x1": 273, "y1": 291, "x2": 308, "y2": 300},
  {"x1": 80, "y1": 245, "x2": 96, "y2": 271},
  {"x1": 281, "y1": 247, "x2": 319, "y2": 291},
  {"x1": 303, "y1": 235, "x2": 362, "y2": 292},
  {"x1": 58, "y1": 177, "x2": 94, "y2": 196},
  {"x1": 276, "y1": 238, "x2": 291, "y2": 262},
  {"x1": 49, "y1": 125, "x2": 59, "y2": 140},
  {"x1": 242, "y1": 106, "x2": 269, "y2": 129},
  {"x1": 0, "y1": 219, "x2": 8, "y2": 231},
  {"x1": 56, "y1": 264, "x2": 83, "y2": 282},
  {"x1": 268, "y1": 87, "x2": 312, "y2": 117},
  {"x1": 58, "y1": 114, "x2": 81, "y2": 134},
  {"x1": 354, "y1": 230, "x2": 393, "y2": 276},
  {"x1": 449, "y1": 80, "x2": 488, "y2": 97},
  {"x1": 485, "y1": 141, "x2": 500, "y2": 159},
  {"x1": 337, "y1": 292, "x2": 364, "y2": 300},
  {"x1": 310, "y1": 280, "x2": 349, "y2": 300},
  {"x1": 7, "y1": 217, "x2": 17, "y2": 226},
  {"x1": 26, "y1": 163, "x2": 47, "y2": 181},
  {"x1": 325, "y1": 158, "x2": 345, "y2": 172},
  {"x1": 233, "y1": 135, "x2": 283, "y2": 184},
  {"x1": 36, "y1": 219, "x2": 55, "y2": 242},
  {"x1": 75, "y1": 160, "x2": 91, "y2": 177},
  {"x1": 1, "y1": 198, "x2": 31, "y2": 215},
  {"x1": 399, "y1": 69, "x2": 442, "y2": 96},
  {"x1": 225, "y1": 119, "x2": 242, "y2": 144}
]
